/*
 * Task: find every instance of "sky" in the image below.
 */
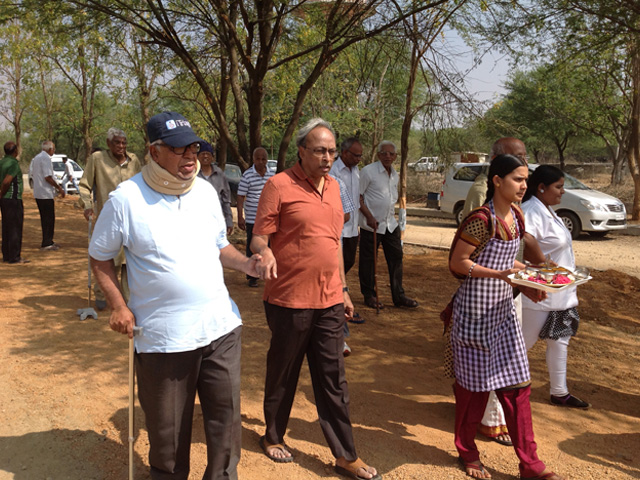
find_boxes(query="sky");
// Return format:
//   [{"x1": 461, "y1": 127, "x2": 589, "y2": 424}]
[{"x1": 443, "y1": 28, "x2": 512, "y2": 106}]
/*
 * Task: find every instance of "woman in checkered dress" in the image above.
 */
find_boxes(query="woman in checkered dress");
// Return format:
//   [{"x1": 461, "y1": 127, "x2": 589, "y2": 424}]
[{"x1": 449, "y1": 155, "x2": 565, "y2": 480}]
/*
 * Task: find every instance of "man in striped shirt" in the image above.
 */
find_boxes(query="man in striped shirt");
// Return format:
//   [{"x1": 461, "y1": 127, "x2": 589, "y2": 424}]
[{"x1": 237, "y1": 147, "x2": 274, "y2": 287}]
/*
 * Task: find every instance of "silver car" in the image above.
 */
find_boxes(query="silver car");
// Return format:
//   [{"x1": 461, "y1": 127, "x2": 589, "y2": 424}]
[{"x1": 440, "y1": 162, "x2": 627, "y2": 238}]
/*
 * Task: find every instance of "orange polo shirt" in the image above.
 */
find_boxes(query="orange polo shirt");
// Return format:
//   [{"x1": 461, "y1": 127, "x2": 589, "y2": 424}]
[{"x1": 253, "y1": 162, "x2": 344, "y2": 309}]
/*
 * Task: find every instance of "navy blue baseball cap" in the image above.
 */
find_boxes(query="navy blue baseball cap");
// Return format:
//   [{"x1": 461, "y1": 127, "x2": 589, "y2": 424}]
[
  {"x1": 147, "y1": 112, "x2": 203, "y2": 147},
  {"x1": 199, "y1": 141, "x2": 214, "y2": 154}
]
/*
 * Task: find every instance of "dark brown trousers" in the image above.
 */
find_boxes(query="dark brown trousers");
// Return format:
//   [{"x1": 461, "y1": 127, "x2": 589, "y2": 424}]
[
  {"x1": 136, "y1": 326, "x2": 242, "y2": 480},
  {"x1": 263, "y1": 302, "x2": 357, "y2": 461}
]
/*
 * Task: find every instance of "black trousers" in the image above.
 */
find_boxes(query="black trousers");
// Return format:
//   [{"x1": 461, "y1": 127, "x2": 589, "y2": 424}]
[
  {"x1": 136, "y1": 326, "x2": 242, "y2": 480},
  {"x1": 342, "y1": 235, "x2": 359, "y2": 274},
  {"x1": 1, "y1": 198, "x2": 24, "y2": 262},
  {"x1": 35, "y1": 198, "x2": 55, "y2": 248},
  {"x1": 245, "y1": 222, "x2": 257, "y2": 280},
  {"x1": 263, "y1": 302, "x2": 357, "y2": 461},
  {"x1": 358, "y1": 227, "x2": 405, "y2": 304}
]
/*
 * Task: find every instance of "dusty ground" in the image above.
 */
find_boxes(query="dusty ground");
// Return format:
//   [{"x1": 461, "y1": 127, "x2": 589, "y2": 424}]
[{"x1": 1, "y1": 194, "x2": 639, "y2": 480}]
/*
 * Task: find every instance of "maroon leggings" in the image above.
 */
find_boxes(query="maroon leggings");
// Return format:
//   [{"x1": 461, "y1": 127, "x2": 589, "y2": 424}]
[{"x1": 454, "y1": 382, "x2": 546, "y2": 478}]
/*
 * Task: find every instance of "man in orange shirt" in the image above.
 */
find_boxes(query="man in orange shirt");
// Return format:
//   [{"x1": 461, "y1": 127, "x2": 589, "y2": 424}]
[{"x1": 251, "y1": 118, "x2": 381, "y2": 480}]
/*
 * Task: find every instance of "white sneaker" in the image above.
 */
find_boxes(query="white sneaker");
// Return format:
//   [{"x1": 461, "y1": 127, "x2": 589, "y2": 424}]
[
  {"x1": 343, "y1": 342, "x2": 351, "y2": 357},
  {"x1": 40, "y1": 243, "x2": 60, "y2": 251}
]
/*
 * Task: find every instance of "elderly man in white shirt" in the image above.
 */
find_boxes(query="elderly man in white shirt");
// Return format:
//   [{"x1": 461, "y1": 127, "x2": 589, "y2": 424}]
[
  {"x1": 90, "y1": 111, "x2": 264, "y2": 480},
  {"x1": 30, "y1": 140, "x2": 65, "y2": 250},
  {"x1": 330, "y1": 137, "x2": 366, "y2": 325},
  {"x1": 358, "y1": 141, "x2": 418, "y2": 309}
]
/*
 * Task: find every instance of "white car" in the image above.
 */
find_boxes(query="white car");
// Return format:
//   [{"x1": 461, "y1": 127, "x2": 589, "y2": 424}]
[
  {"x1": 29, "y1": 154, "x2": 84, "y2": 194},
  {"x1": 408, "y1": 156, "x2": 440, "y2": 173},
  {"x1": 267, "y1": 159, "x2": 277, "y2": 172},
  {"x1": 440, "y1": 162, "x2": 627, "y2": 238}
]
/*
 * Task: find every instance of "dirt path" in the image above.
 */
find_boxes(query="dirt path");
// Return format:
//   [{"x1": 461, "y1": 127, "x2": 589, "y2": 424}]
[
  {"x1": 1, "y1": 194, "x2": 639, "y2": 480},
  {"x1": 403, "y1": 216, "x2": 640, "y2": 279}
]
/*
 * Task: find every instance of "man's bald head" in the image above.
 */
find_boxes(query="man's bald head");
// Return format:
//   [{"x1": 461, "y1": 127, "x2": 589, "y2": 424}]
[
  {"x1": 253, "y1": 147, "x2": 268, "y2": 174},
  {"x1": 490, "y1": 137, "x2": 527, "y2": 162},
  {"x1": 4, "y1": 141, "x2": 17, "y2": 156}
]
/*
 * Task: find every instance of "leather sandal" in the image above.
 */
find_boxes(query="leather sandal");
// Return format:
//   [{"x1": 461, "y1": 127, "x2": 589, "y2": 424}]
[
  {"x1": 394, "y1": 295, "x2": 419, "y2": 308},
  {"x1": 458, "y1": 457, "x2": 491, "y2": 479},
  {"x1": 364, "y1": 297, "x2": 384, "y2": 309}
]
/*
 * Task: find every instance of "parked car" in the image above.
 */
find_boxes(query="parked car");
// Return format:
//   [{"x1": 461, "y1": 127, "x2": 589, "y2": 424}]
[
  {"x1": 29, "y1": 154, "x2": 84, "y2": 194},
  {"x1": 440, "y1": 162, "x2": 627, "y2": 238},
  {"x1": 408, "y1": 156, "x2": 440, "y2": 173},
  {"x1": 267, "y1": 159, "x2": 277, "y2": 172},
  {"x1": 224, "y1": 163, "x2": 242, "y2": 206}
]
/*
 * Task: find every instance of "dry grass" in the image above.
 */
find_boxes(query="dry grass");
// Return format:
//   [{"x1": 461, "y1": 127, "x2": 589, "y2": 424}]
[
  {"x1": 581, "y1": 172, "x2": 635, "y2": 206},
  {"x1": 406, "y1": 172, "x2": 444, "y2": 204}
]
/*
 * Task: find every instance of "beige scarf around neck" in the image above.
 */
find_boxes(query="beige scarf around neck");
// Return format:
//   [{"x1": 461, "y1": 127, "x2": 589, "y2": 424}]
[{"x1": 142, "y1": 158, "x2": 201, "y2": 195}]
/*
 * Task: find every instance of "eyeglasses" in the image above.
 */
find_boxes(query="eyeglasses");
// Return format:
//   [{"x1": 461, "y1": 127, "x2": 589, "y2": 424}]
[
  {"x1": 158, "y1": 142, "x2": 200, "y2": 155},
  {"x1": 304, "y1": 146, "x2": 337, "y2": 158},
  {"x1": 346, "y1": 149, "x2": 363, "y2": 158}
]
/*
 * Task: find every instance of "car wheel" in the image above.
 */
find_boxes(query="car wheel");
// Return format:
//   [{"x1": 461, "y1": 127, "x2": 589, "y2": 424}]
[
  {"x1": 558, "y1": 211, "x2": 581, "y2": 240},
  {"x1": 588, "y1": 230, "x2": 608, "y2": 238},
  {"x1": 454, "y1": 204, "x2": 465, "y2": 226}
]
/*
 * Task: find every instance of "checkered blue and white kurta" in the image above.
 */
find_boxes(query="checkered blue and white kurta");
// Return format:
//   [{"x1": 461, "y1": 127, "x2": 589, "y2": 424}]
[{"x1": 451, "y1": 205, "x2": 530, "y2": 392}]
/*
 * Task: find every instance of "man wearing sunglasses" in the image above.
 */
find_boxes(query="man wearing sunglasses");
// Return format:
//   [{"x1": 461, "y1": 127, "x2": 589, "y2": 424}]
[{"x1": 89, "y1": 112, "x2": 263, "y2": 480}]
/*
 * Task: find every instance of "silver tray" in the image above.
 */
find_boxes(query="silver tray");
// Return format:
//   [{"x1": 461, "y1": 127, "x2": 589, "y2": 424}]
[{"x1": 508, "y1": 274, "x2": 592, "y2": 293}]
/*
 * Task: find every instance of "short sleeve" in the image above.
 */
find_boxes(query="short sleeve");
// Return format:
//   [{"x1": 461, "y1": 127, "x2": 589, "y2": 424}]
[
  {"x1": 237, "y1": 171, "x2": 250, "y2": 196},
  {"x1": 459, "y1": 210, "x2": 491, "y2": 248},
  {"x1": 89, "y1": 196, "x2": 124, "y2": 261}
]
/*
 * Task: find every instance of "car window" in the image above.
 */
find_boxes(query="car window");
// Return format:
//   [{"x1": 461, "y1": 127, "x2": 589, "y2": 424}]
[
  {"x1": 453, "y1": 165, "x2": 484, "y2": 181},
  {"x1": 563, "y1": 172, "x2": 590, "y2": 190},
  {"x1": 52, "y1": 162, "x2": 65, "y2": 172},
  {"x1": 224, "y1": 165, "x2": 242, "y2": 179},
  {"x1": 71, "y1": 161, "x2": 83, "y2": 172}
]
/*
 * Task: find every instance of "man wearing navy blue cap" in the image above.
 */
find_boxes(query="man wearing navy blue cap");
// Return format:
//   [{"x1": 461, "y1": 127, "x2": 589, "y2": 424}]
[
  {"x1": 89, "y1": 111, "x2": 264, "y2": 480},
  {"x1": 197, "y1": 141, "x2": 234, "y2": 235}
]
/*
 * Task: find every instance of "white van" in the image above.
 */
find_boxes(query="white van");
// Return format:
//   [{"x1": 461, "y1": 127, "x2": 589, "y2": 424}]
[{"x1": 440, "y1": 162, "x2": 627, "y2": 238}]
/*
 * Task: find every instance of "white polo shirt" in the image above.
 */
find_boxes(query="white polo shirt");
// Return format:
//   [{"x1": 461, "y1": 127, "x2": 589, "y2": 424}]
[{"x1": 89, "y1": 174, "x2": 242, "y2": 353}]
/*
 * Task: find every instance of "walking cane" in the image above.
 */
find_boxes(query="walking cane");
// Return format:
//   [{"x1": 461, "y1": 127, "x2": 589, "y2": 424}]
[
  {"x1": 129, "y1": 326, "x2": 143, "y2": 480},
  {"x1": 373, "y1": 229, "x2": 379, "y2": 315},
  {"x1": 77, "y1": 216, "x2": 98, "y2": 320}
]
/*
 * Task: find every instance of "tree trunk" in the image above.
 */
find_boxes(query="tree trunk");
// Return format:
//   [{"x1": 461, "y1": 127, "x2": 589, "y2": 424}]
[
  {"x1": 399, "y1": 40, "x2": 420, "y2": 235},
  {"x1": 12, "y1": 57, "x2": 22, "y2": 157},
  {"x1": 368, "y1": 60, "x2": 390, "y2": 165},
  {"x1": 275, "y1": 48, "x2": 334, "y2": 170},
  {"x1": 628, "y1": 42, "x2": 640, "y2": 220},
  {"x1": 36, "y1": 56, "x2": 54, "y2": 140}
]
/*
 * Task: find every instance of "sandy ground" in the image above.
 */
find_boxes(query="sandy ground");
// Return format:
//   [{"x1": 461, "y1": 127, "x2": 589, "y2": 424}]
[{"x1": 1, "y1": 194, "x2": 639, "y2": 480}]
